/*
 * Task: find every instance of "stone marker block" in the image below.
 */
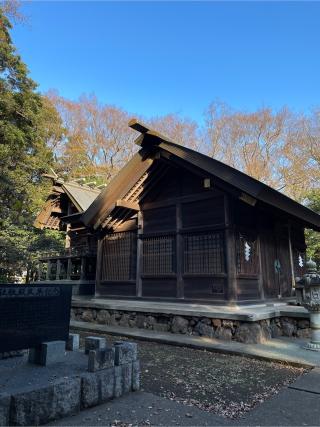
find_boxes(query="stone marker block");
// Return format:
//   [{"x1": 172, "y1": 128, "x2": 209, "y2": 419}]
[
  {"x1": 99, "y1": 368, "x2": 115, "y2": 401},
  {"x1": 81, "y1": 373, "x2": 100, "y2": 409},
  {"x1": 84, "y1": 336, "x2": 106, "y2": 355},
  {"x1": 132, "y1": 360, "x2": 140, "y2": 391},
  {"x1": 114, "y1": 341, "x2": 137, "y2": 365},
  {"x1": 88, "y1": 347, "x2": 115, "y2": 372},
  {"x1": 114, "y1": 365, "x2": 123, "y2": 398},
  {"x1": 10, "y1": 377, "x2": 81, "y2": 426},
  {"x1": 66, "y1": 333, "x2": 80, "y2": 351},
  {"x1": 28, "y1": 341, "x2": 66, "y2": 366},
  {"x1": 0, "y1": 394, "x2": 10, "y2": 427},
  {"x1": 122, "y1": 362, "x2": 132, "y2": 394}
]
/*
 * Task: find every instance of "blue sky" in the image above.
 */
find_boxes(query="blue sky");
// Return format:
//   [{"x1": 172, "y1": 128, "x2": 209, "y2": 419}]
[{"x1": 11, "y1": 1, "x2": 320, "y2": 122}]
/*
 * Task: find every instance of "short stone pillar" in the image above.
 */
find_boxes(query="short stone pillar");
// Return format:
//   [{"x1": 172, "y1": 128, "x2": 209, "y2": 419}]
[{"x1": 296, "y1": 259, "x2": 320, "y2": 351}]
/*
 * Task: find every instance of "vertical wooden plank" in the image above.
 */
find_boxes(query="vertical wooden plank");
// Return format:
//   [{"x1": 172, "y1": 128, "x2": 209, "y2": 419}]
[
  {"x1": 224, "y1": 195, "x2": 237, "y2": 303},
  {"x1": 176, "y1": 202, "x2": 184, "y2": 299},
  {"x1": 136, "y1": 211, "x2": 143, "y2": 297},
  {"x1": 95, "y1": 235, "x2": 103, "y2": 296}
]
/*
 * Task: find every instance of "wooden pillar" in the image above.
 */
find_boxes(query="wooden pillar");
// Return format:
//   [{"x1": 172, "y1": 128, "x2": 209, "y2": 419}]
[
  {"x1": 288, "y1": 223, "x2": 296, "y2": 292},
  {"x1": 95, "y1": 235, "x2": 103, "y2": 296},
  {"x1": 56, "y1": 259, "x2": 61, "y2": 281},
  {"x1": 257, "y1": 236, "x2": 265, "y2": 300},
  {"x1": 176, "y1": 202, "x2": 184, "y2": 299},
  {"x1": 46, "y1": 260, "x2": 51, "y2": 281},
  {"x1": 224, "y1": 196, "x2": 237, "y2": 303},
  {"x1": 80, "y1": 257, "x2": 86, "y2": 281},
  {"x1": 136, "y1": 211, "x2": 143, "y2": 297},
  {"x1": 37, "y1": 263, "x2": 42, "y2": 282},
  {"x1": 67, "y1": 258, "x2": 72, "y2": 280}
]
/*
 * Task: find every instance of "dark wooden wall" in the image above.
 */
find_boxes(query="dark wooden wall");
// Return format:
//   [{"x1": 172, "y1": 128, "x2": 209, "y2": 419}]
[{"x1": 95, "y1": 160, "x2": 306, "y2": 303}]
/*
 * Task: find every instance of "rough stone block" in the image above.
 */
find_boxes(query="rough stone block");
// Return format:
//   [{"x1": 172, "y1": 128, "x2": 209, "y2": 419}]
[
  {"x1": 132, "y1": 360, "x2": 140, "y2": 391},
  {"x1": 99, "y1": 368, "x2": 115, "y2": 401},
  {"x1": 297, "y1": 328, "x2": 311, "y2": 338},
  {"x1": 84, "y1": 336, "x2": 106, "y2": 355},
  {"x1": 270, "y1": 323, "x2": 282, "y2": 338},
  {"x1": 114, "y1": 342, "x2": 137, "y2": 366},
  {"x1": 0, "y1": 394, "x2": 10, "y2": 427},
  {"x1": 28, "y1": 341, "x2": 66, "y2": 366},
  {"x1": 298, "y1": 319, "x2": 310, "y2": 329},
  {"x1": 81, "y1": 373, "x2": 100, "y2": 408},
  {"x1": 88, "y1": 347, "x2": 115, "y2": 372},
  {"x1": 96, "y1": 310, "x2": 111, "y2": 325},
  {"x1": 281, "y1": 321, "x2": 296, "y2": 337},
  {"x1": 234, "y1": 323, "x2": 264, "y2": 344},
  {"x1": 171, "y1": 316, "x2": 189, "y2": 334},
  {"x1": 81, "y1": 309, "x2": 94, "y2": 322},
  {"x1": 195, "y1": 322, "x2": 214, "y2": 337},
  {"x1": 122, "y1": 363, "x2": 132, "y2": 394},
  {"x1": 114, "y1": 366, "x2": 123, "y2": 398},
  {"x1": 66, "y1": 333, "x2": 80, "y2": 351},
  {"x1": 215, "y1": 326, "x2": 232, "y2": 340},
  {"x1": 10, "y1": 377, "x2": 81, "y2": 426},
  {"x1": 211, "y1": 318, "x2": 222, "y2": 328},
  {"x1": 153, "y1": 323, "x2": 170, "y2": 332}
]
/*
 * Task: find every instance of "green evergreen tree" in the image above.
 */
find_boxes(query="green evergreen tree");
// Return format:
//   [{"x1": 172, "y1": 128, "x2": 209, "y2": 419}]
[{"x1": 0, "y1": 10, "x2": 64, "y2": 281}]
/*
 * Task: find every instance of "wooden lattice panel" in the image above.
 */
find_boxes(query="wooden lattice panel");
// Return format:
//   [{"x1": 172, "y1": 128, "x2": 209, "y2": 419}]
[
  {"x1": 101, "y1": 232, "x2": 137, "y2": 281},
  {"x1": 183, "y1": 232, "x2": 225, "y2": 275},
  {"x1": 142, "y1": 235, "x2": 176, "y2": 275}
]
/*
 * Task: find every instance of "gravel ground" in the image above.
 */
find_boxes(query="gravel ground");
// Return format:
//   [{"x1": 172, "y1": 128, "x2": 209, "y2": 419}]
[{"x1": 76, "y1": 330, "x2": 307, "y2": 419}]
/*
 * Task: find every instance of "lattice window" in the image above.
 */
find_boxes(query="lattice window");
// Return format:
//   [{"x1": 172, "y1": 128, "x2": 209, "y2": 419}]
[
  {"x1": 101, "y1": 232, "x2": 137, "y2": 281},
  {"x1": 142, "y1": 235, "x2": 176, "y2": 275},
  {"x1": 236, "y1": 233, "x2": 259, "y2": 275},
  {"x1": 183, "y1": 232, "x2": 225, "y2": 274}
]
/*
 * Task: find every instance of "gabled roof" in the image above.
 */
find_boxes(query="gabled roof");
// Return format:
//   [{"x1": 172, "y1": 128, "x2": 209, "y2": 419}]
[
  {"x1": 63, "y1": 182, "x2": 100, "y2": 212},
  {"x1": 82, "y1": 119, "x2": 320, "y2": 231},
  {"x1": 34, "y1": 179, "x2": 101, "y2": 230}
]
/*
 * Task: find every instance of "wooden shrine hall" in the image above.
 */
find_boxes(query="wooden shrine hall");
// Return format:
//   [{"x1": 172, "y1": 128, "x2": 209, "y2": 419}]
[
  {"x1": 70, "y1": 119, "x2": 320, "y2": 305},
  {"x1": 33, "y1": 177, "x2": 100, "y2": 293}
]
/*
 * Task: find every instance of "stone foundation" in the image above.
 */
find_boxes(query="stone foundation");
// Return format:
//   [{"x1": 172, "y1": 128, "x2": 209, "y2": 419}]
[{"x1": 71, "y1": 307, "x2": 311, "y2": 344}]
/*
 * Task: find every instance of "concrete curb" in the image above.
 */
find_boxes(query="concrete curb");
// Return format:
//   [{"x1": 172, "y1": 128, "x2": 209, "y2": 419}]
[{"x1": 70, "y1": 320, "x2": 320, "y2": 368}]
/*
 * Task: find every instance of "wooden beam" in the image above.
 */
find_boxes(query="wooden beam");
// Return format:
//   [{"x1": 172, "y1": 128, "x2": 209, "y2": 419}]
[
  {"x1": 128, "y1": 119, "x2": 150, "y2": 134},
  {"x1": 115, "y1": 199, "x2": 140, "y2": 211}
]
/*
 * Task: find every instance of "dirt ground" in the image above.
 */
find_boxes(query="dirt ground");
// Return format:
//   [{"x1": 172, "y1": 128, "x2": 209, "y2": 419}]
[{"x1": 76, "y1": 330, "x2": 307, "y2": 419}]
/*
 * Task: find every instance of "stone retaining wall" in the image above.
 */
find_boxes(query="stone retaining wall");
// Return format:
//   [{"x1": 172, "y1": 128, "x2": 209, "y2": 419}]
[{"x1": 71, "y1": 307, "x2": 311, "y2": 344}]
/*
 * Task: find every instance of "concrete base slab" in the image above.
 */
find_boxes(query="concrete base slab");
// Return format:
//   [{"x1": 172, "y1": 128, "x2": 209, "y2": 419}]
[
  {"x1": 235, "y1": 387, "x2": 320, "y2": 426},
  {"x1": 47, "y1": 391, "x2": 230, "y2": 426},
  {"x1": 288, "y1": 367, "x2": 320, "y2": 394},
  {"x1": 73, "y1": 296, "x2": 309, "y2": 321},
  {"x1": 71, "y1": 320, "x2": 320, "y2": 367}
]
